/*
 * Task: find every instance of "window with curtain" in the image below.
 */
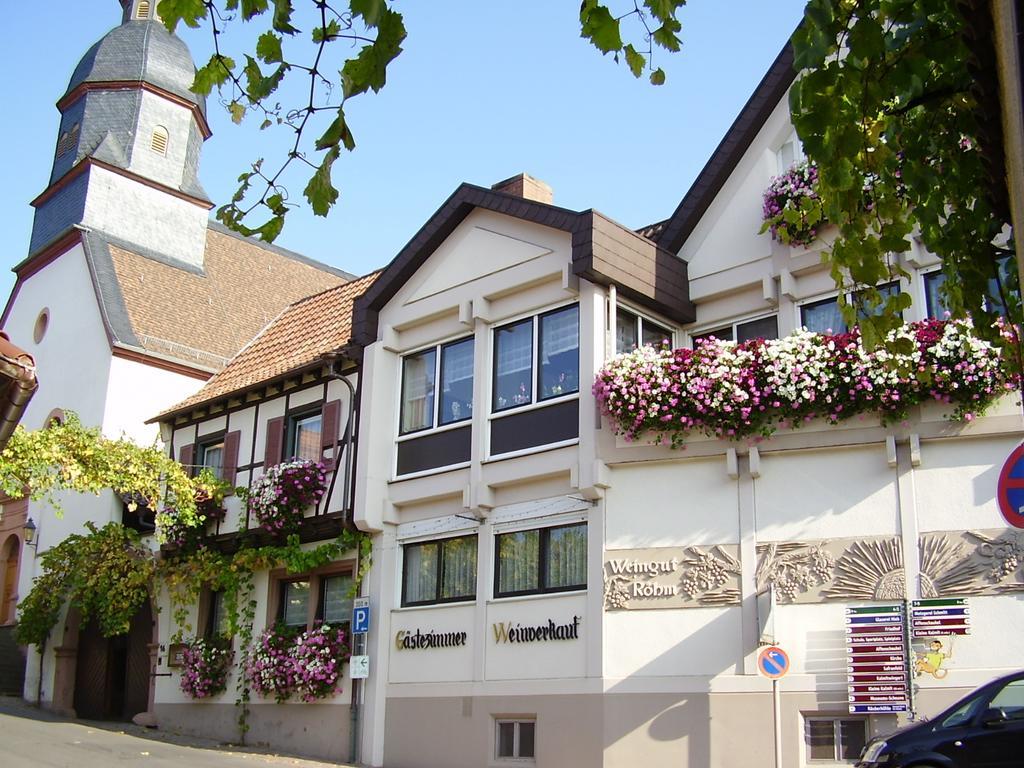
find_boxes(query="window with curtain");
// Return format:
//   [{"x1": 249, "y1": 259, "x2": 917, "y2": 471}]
[
  {"x1": 274, "y1": 568, "x2": 354, "y2": 631},
  {"x1": 801, "y1": 282, "x2": 901, "y2": 334},
  {"x1": 495, "y1": 523, "x2": 586, "y2": 598},
  {"x1": 198, "y1": 439, "x2": 224, "y2": 480},
  {"x1": 288, "y1": 412, "x2": 322, "y2": 462},
  {"x1": 400, "y1": 337, "x2": 475, "y2": 434},
  {"x1": 320, "y1": 573, "x2": 353, "y2": 629},
  {"x1": 493, "y1": 305, "x2": 580, "y2": 411},
  {"x1": 402, "y1": 535, "x2": 478, "y2": 606},
  {"x1": 206, "y1": 589, "x2": 229, "y2": 637}
]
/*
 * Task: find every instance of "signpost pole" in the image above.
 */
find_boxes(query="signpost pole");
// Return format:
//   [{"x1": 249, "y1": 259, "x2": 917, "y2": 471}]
[
  {"x1": 903, "y1": 598, "x2": 916, "y2": 720},
  {"x1": 773, "y1": 678, "x2": 782, "y2": 768}
]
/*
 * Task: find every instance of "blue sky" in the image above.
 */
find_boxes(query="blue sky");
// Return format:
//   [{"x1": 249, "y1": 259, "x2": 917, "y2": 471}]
[{"x1": 0, "y1": 1, "x2": 806, "y2": 294}]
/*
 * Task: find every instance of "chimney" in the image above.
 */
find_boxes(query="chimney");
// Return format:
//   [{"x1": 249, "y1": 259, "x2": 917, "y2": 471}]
[{"x1": 491, "y1": 173, "x2": 553, "y2": 205}]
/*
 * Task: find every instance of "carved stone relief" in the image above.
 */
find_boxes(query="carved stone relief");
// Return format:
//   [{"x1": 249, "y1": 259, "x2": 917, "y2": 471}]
[
  {"x1": 603, "y1": 545, "x2": 741, "y2": 610},
  {"x1": 606, "y1": 529, "x2": 1023, "y2": 611},
  {"x1": 755, "y1": 529, "x2": 1022, "y2": 604}
]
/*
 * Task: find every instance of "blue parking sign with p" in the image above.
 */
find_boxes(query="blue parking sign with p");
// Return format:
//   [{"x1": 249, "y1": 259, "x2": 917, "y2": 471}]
[{"x1": 352, "y1": 598, "x2": 370, "y2": 634}]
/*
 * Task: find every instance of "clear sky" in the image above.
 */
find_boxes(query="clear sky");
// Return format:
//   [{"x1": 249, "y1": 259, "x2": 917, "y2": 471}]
[{"x1": 0, "y1": 0, "x2": 806, "y2": 295}]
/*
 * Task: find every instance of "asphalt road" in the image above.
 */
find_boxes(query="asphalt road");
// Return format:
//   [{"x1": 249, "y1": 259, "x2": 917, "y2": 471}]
[{"x1": 0, "y1": 697, "x2": 354, "y2": 767}]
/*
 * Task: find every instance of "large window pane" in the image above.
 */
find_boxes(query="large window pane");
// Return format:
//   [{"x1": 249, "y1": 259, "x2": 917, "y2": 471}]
[
  {"x1": 281, "y1": 580, "x2": 310, "y2": 626},
  {"x1": 439, "y1": 338, "x2": 474, "y2": 426},
  {"x1": 291, "y1": 413, "x2": 322, "y2": 461},
  {"x1": 497, "y1": 529, "x2": 539, "y2": 595},
  {"x1": 497, "y1": 722, "x2": 516, "y2": 758},
  {"x1": 546, "y1": 524, "x2": 587, "y2": 589},
  {"x1": 838, "y1": 720, "x2": 867, "y2": 759},
  {"x1": 401, "y1": 349, "x2": 436, "y2": 433},
  {"x1": 801, "y1": 297, "x2": 846, "y2": 334},
  {"x1": 403, "y1": 542, "x2": 439, "y2": 604},
  {"x1": 692, "y1": 326, "x2": 734, "y2": 345},
  {"x1": 615, "y1": 308, "x2": 639, "y2": 354},
  {"x1": 518, "y1": 722, "x2": 536, "y2": 758},
  {"x1": 804, "y1": 719, "x2": 836, "y2": 760},
  {"x1": 737, "y1": 315, "x2": 779, "y2": 342},
  {"x1": 494, "y1": 319, "x2": 533, "y2": 411},
  {"x1": 199, "y1": 441, "x2": 224, "y2": 479},
  {"x1": 440, "y1": 536, "x2": 477, "y2": 600},
  {"x1": 924, "y1": 270, "x2": 949, "y2": 319},
  {"x1": 641, "y1": 319, "x2": 672, "y2": 348},
  {"x1": 321, "y1": 574, "x2": 353, "y2": 625},
  {"x1": 539, "y1": 305, "x2": 578, "y2": 400}
]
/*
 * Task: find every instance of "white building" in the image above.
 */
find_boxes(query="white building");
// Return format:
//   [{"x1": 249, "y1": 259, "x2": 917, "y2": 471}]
[{"x1": 0, "y1": 0, "x2": 350, "y2": 713}]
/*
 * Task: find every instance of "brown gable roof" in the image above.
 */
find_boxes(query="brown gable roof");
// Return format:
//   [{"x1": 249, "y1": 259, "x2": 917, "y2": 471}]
[
  {"x1": 157, "y1": 271, "x2": 379, "y2": 419},
  {"x1": 654, "y1": 40, "x2": 797, "y2": 255},
  {"x1": 89, "y1": 222, "x2": 350, "y2": 371},
  {"x1": 353, "y1": 183, "x2": 694, "y2": 347}
]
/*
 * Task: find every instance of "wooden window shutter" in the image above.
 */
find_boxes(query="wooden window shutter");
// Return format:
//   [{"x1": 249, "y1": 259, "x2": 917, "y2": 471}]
[
  {"x1": 222, "y1": 431, "x2": 241, "y2": 487},
  {"x1": 320, "y1": 400, "x2": 342, "y2": 470},
  {"x1": 178, "y1": 443, "x2": 195, "y2": 477},
  {"x1": 264, "y1": 416, "x2": 285, "y2": 469}
]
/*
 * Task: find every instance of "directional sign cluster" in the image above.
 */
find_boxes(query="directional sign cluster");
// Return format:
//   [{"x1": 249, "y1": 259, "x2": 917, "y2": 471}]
[
  {"x1": 911, "y1": 598, "x2": 970, "y2": 637},
  {"x1": 845, "y1": 605, "x2": 909, "y2": 714}
]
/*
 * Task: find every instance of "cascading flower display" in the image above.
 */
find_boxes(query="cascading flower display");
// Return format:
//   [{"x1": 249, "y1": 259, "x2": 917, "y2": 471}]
[
  {"x1": 760, "y1": 160, "x2": 824, "y2": 246},
  {"x1": 245, "y1": 623, "x2": 349, "y2": 702},
  {"x1": 248, "y1": 459, "x2": 327, "y2": 535},
  {"x1": 179, "y1": 636, "x2": 233, "y2": 699},
  {"x1": 593, "y1": 319, "x2": 1014, "y2": 446}
]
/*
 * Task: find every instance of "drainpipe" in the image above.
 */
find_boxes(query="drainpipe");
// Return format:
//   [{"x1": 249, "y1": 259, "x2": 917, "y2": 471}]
[{"x1": 321, "y1": 352, "x2": 362, "y2": 763}]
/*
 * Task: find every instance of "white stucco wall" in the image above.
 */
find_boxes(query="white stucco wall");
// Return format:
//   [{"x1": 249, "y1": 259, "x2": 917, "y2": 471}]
[{"x1": 103, "y1": 356, "x2": 205, "y2": 445}]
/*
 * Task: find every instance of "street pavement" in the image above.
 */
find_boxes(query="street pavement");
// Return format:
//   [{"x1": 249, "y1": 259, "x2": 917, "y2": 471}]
[{"x1": 0, "y1": 696, "x2": 357, "y2": 767}]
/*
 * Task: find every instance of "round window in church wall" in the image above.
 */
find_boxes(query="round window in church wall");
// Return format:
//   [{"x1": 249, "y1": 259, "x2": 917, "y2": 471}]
[{"x1": 33, "y1": 308, "x2": 49, "y2": 344}]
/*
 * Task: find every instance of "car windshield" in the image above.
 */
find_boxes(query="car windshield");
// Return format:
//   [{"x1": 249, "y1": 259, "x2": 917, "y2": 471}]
[{"x1": 941, "y1": 690, "x2": 988, "y2": 728}]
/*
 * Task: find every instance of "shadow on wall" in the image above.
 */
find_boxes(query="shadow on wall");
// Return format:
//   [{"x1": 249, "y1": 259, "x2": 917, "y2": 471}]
[{"x1": 601, "y1": 606, "x2": 740, "y2": 768}]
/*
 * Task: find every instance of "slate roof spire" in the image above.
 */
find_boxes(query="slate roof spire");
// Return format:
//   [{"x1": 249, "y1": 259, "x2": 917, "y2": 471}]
[{"x1": 28, "y1": 0, "x2": 213, "y2": 268}]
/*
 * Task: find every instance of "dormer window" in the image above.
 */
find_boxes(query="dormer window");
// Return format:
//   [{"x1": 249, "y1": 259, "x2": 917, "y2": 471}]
[{"x1": 150, "y1": 126, "x2": 168, "y2": 156}]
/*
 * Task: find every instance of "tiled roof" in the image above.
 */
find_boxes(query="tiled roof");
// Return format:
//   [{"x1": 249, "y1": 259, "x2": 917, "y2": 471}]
[
  {"x1": 86, "y1": 223, "x2": 350, "y2": 371},
  {"x1": 635, "y1": 219, "x2": 668, "y2": 240},
  {"x1": 159, "y1": 271, "x2": 379, "y2": 418}
]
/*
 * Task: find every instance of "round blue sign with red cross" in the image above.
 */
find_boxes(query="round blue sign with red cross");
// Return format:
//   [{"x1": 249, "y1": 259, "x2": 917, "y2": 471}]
[
  {"x1": 757, "y1": 645, "x2": 790, "y2": 679},
  {"x1": 997, "y1": 444, "x2": 1024, "y2": 528}
]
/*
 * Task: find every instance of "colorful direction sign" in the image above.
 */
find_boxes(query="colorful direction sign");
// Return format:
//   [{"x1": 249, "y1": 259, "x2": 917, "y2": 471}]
[
  {"x1": 758, "y1": 645, "x2": 790, "y2": 679},
  {"x1": 911, "y1": 598, "x2": 970, "y2": 637},
  {"x1": 846, "y1": 605, "x2": 909, "y2": 713},
  {"x1": 997, "y1": 443, "x2": 1024, "y2": 528}
]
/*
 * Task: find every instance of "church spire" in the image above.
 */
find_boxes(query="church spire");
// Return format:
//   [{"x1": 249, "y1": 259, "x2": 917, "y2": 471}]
[{"x1": 28, "y1": 1, "x2": 212, "y2": 268}]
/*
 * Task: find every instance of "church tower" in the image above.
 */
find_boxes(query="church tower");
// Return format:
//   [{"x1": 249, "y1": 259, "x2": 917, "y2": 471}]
[{"x1": 29, "y1": 0, "x2": 212, "y2": 268}]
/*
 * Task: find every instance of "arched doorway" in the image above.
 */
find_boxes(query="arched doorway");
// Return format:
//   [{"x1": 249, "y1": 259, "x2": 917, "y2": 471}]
[
  {"x1": 0, "y1": 534, "x2": 19, "y2": 624},
  {"x1": 70, "y1": 600, "x2": 153, "y2": 721}
]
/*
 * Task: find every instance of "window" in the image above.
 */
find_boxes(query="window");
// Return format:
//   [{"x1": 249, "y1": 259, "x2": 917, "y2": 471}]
[
  {"x1": 273, "y1": 567, "x2": 354, "y2": 631},
  {"x1": 804, "y1": 717, "x2": 866, "y2": 762},
  {"x1": 776, "y1": 134, "x2": 804, "y2": 173},
  {"x1": 494, "y1": 522, "x2": 586, "y2": 598},
  {"x1": 692, "y1": 314, "x2": 779, "y2": 346},
  {"x1": 401, "y1": 535, "x2": 477, "y2": 606},
  {"x1": 493, "y1": 305, "x2": 578, "y2": 412},
  {"x1": 288, "y1": 411, "x2": 322, "y2": 462},
  {"x1": 400, "y1": 337, "x2": 474, "y2": 434},
  {"x1": 989, "y1": 678, "x2": 1024, "y2": 721},
  {"x1": 137, "y1": 0, "x2": 152, "y2": 19},
  {"x1": 205, "y1": 590, "x2": 229, "y2": 638},
  {"x1": 151, "y1": 125, "x2": 168, "y2": 155},
  {"x1": 924, "y1": 269, "x2": 949, "y2": 319},
  {"x1": 279, "y1": 579, "x2": 311, "y2": 627},
  {"x1": 800, "y1": 282, "x2": 901, "y2": 334},
  {"x1": 496, "y1": 719, "x2": 535, "y2": 761},
  {"x1": 615, "y1": 307, "x2": 673, "y2": 354},
  {"x1": 198, "y1": 437, "x2": 225, "y2": 480}
]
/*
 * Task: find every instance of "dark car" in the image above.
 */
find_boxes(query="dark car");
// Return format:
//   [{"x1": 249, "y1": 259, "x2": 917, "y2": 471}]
[{"x1": 856, "y1": 670, "x2": 1024, "y2": 767}]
